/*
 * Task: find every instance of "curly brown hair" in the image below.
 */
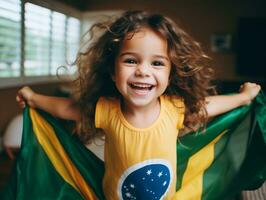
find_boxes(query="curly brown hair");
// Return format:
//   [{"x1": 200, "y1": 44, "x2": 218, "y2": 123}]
[{"x1": 74, "y1": 10, "x2": 216, "y2": 143}]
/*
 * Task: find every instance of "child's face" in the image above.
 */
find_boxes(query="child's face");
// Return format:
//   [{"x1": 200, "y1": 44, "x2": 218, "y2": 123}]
[{"x1": 113, "y1": 27, "x2": 171, "y2": 108}]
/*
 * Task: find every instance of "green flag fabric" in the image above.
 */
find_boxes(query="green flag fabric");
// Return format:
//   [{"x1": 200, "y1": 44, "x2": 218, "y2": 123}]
[{"x1": 1, "y1": 93, "x2": 265, "y2": 200}]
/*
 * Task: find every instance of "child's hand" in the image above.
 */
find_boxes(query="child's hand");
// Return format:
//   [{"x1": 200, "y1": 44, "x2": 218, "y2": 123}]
[
  {"x1": 16, "y1": 86, "x2": 36, "y2": 108},
  {"x1": 239, "y1": 82, "x2": 261, "y2": 105}
]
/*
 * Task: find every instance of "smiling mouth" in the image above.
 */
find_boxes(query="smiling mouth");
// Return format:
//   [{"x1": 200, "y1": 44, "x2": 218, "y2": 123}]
[{"x1": 129, "y1": 82, "x2": 155, "y2": 91}]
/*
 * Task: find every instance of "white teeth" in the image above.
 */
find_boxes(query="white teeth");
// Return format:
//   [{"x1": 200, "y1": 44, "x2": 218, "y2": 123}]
[{"x1": 130, "y1": 83, "x2": 152, "y2": 88}]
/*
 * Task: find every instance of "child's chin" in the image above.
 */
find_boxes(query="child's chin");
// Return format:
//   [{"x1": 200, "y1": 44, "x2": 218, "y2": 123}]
[{"x1": 127, "y1": 96, "x2": 158, "y2": 107}]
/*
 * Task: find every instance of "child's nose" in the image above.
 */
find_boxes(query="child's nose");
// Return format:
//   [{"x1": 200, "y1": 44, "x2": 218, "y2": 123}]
[{"x1": 135, "y1": 63, "x2": 150, "y2": 77}]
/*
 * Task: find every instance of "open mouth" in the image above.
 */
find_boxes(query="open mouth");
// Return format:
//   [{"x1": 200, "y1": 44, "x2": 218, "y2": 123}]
[{"x1": 129, "y1": 82, "x2": 155, "y2": 91}]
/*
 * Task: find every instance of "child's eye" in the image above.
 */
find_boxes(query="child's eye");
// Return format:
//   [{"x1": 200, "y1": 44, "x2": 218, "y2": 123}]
[
  {"x1": 152, "y1": 61, "x2": 165, "y2": 66},
  {"x1": 124, "y1": 59, "x2": 137, "y2": 64}
]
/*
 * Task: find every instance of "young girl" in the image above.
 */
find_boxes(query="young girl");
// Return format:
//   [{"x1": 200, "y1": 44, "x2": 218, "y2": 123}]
[{"x1": 17, "y1": 11, "x2": 261, "y2": 200}]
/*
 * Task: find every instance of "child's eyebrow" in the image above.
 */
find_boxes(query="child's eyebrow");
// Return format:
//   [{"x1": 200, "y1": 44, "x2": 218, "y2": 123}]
[
  {"x1": 119, "y1": 52, "x2": 169, "y2": 61},
  {"x1": 119, "y1": 52, "x2": 138, "y2": 57},
  {"x1": 153, "y1": 55, "x2": 170, "y2": 61}
]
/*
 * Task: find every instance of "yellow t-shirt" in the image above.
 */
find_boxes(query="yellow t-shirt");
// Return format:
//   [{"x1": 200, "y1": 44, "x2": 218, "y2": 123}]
[{"x1": 95, "y1": 96, "x2": 185, "y2": 200}]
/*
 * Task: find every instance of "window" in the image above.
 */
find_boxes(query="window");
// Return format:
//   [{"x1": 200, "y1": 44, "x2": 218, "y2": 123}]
[
  {"x1": 66, "y1": 17, "x2": 80, "y2": 75},
  {"x1": 0, "y1": 0, "x2": 80, "y2": 80},
  {"x1": 0, "y1": 0, "x2": 21, "y2": 77},
  {"x1": 25, "y1": 3, "x2": 51, "y2": 76}
]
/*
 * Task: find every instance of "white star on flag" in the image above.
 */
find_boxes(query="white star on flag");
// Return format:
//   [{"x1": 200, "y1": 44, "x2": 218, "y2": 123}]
[
  {"x1": 125, "y1": 192, "x2": 131, "y2": 197},
  {"x1": 163, "y1": 181, "x2": 167, "y2": 186},
  {"x1": 146, "y1": 169, "x2": 152, "y2": 175},
  {"x1": 158, "y1": 172, "x2": 163, "y2": 177}
]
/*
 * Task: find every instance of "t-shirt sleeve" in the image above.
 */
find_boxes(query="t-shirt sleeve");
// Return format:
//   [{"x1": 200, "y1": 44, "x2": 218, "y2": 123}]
[
  {"x1": 167, "y1": 96, "x2": 185, "y2": 129},
  {"x1": 176, "y1": 98, "x2": 185, "y2": 129},
  {"x1": 95, "y1": 97, "x2": 109, "y2": 129},
  {"x1": 163, "y1": 95, "x2": 185, "y2": 129}
]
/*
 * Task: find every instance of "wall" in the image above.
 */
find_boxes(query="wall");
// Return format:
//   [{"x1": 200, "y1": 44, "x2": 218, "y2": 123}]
[
  {"x1": 83, "y1": 0, "x2": 266, "y2": 81},
  {"x1": 0, "y1": 83, "x2": 63, "y2": 137}
]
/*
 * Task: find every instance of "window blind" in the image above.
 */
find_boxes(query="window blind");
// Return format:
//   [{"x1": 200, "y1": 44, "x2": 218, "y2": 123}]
[
  {"x1": 24, "y1": 3, "x2": 51, "y2": 76},
  {"x1": 25, "y1": 2, "x2": 80, "y2": 76},
  {"x1": 65, "y1": 17, "x2": 80, "y2": 75},
  {"x1": 50, "y1": 11, "x2": 66, "y2": 75},
  {"x1": 0, "y1": 0, "x2": 21, "y2": 77},
  {"x1": 0, "y1": 1, "x2": 80, "y2": 78}
]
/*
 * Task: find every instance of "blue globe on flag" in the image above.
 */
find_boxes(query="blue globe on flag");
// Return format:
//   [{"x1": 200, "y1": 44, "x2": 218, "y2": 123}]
[{"x1": 118, "y1": 160, "x2": 172, "y2": 200}]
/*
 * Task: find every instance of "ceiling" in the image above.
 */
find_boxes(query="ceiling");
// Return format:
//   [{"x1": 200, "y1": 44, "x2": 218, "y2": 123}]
[{"x1": 56, "y1": 0, "x2": 90, "y2": 11}]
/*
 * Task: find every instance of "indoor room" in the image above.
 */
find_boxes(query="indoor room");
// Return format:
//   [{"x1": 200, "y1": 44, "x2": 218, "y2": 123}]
[{"x1": 0, "y1": 0, "x2": 265, "y2": 199}]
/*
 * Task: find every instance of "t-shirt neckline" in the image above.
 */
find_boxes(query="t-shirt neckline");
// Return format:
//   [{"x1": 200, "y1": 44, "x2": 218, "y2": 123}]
[{"x1": 117, "y1": 96, "x2": 165, "y2": 132}]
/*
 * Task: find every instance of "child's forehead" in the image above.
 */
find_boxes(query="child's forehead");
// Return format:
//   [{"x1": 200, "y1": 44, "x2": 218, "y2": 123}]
[
  {"x1": 119, "y1": 27, "x2": 168, "y2": 54},
  {"x1": 124, "y1": 27, "x2": 164, "y2": 40}
]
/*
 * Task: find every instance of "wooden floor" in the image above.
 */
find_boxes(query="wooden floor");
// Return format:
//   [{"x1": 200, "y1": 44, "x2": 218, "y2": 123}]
[{"x1": 242, "y1": 182, "x2": 266, "y2": 200}]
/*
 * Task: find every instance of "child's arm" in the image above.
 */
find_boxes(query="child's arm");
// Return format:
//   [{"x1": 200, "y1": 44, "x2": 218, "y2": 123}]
[
  {"x1": 16, "y1": 86, "x2": 80, "y2": 121},
  {"x1": 205, "y1": 82, "x2": 261, "y2": 118}
]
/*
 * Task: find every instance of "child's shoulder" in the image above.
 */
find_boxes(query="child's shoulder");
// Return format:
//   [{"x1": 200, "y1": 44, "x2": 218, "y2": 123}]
[
  {"x1": 97, "y1": 96, "x2": 119, "y2": 108},
  {"x1": 162, "y1": 95, "x2": 184, "y2": 105},
  {"x1": 95, "y1": 97, "x2": 119, "y2": 122},
  {"x1": 162, "y1": 95, "x2": 185, "y2": 112},
  {"x1": 162, "y1": 95, "x2": 185, "y2": 128}
]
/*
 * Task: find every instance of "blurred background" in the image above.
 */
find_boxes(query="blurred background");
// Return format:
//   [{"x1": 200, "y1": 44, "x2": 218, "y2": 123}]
[{"x1": 0, "y1": 0, "x2": 265, "y2": 197}]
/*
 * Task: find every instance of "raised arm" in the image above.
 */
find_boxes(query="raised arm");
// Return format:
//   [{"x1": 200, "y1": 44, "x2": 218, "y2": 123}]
[
  {"x1": 16, "y1": 86, "x2": 80, "y2": 121},
  {"x1": 206, "y1": 82, "x2": 261, "y2": 118}
]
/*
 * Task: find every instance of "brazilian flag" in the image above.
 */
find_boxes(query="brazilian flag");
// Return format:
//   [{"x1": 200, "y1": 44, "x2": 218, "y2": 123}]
[{"x1": 1, "y1": 93, "x2": 265, "y2": 200}]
